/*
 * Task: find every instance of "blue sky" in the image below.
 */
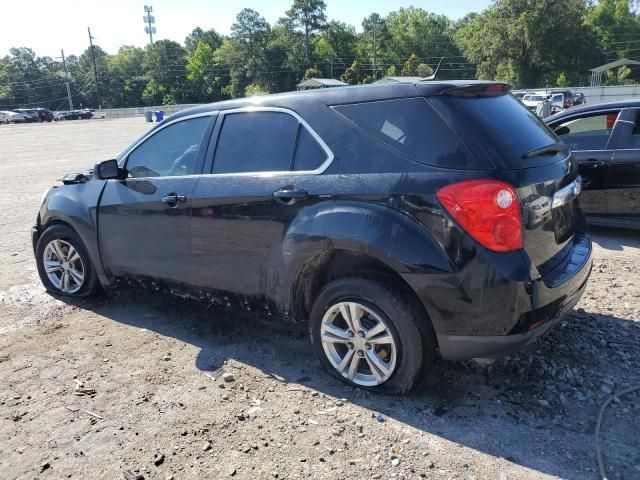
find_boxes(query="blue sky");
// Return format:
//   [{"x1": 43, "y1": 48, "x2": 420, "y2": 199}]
[{"x1": 1, "y1": 0, "x2": 492, "y2": 58}]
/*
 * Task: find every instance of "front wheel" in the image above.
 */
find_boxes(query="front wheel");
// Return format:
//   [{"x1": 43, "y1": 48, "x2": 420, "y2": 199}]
[
  {"x1": 309, "y1": 277, "x2": 436, "y2": 394},
  {"x1": 35, "y1": 224, "x2": 99, "y2": 297}
]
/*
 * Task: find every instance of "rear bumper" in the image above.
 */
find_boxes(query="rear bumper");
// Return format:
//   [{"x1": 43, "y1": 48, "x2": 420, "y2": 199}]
[
  {"x1": 436, "y1": 262, "x2": 589, "y2": 360},
  {"x1": 403, "y1": 230, "x2": 592, "y2": 360}
]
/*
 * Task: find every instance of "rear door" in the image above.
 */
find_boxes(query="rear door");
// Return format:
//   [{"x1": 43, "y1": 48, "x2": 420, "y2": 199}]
[
  {"x1": 606, "y1": 108, "x2": 640, "y2": 222},
  {"x1": 189, "y1": 108, "x2": 336, "y2": 306},
  {"x1": 98, "y1": 114, "x2": 215, "y2": 283},
  {"x1": 550, "y1": 109, "x2": 625, "y2": 215}
]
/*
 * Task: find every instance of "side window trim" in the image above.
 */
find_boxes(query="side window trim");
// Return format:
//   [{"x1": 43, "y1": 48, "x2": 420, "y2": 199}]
[
  {"x1": 613, "y1": 108, "x2": 639, "y2": 151},
  {"x1": 121, "y1": 112, "x2": 217, "y2": 178},
  {"x1": 552, "y1": 108, "x2": 624, "y2": 152},
  {"x1": 206, "y1": 106, "x2": 334, "y2": 176}
]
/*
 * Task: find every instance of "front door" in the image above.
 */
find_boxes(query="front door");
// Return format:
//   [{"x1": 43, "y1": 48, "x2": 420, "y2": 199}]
[
  {"x1": 606, "y1": 108, "x2": 640, "y2": 221},
  {"x1": 552, "y1": 109, "x2": 624, "y2": 215},
  {"x1": 98, "y1": 115, "x2": 214, "y2": 283}
]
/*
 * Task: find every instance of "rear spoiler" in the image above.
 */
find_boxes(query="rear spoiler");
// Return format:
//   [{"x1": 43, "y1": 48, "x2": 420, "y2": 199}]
[{"x1": 438, "y1": 83, "x2": 512, "y2": 97}]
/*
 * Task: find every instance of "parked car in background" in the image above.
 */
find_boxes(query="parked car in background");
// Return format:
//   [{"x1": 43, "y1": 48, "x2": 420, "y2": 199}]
[
  {"x1": 83, "y1": 109, "x2": 106, "y2": 119},
  {"x1": 573, "y1": 92, "x2": 586, "y2": 106},
  {"x1": 549, "y1": 89, "x2": 574, "y2": 109},
  {"x1": 0, "y1": 110, "x2": 26, "y2": 123},
  {"x1": 12, "y1": 108, "x2": 39, "y2": 122},
  {"x1": 32, "y1": 108, "x2": 54, "y2": 122},
  {"x1": 521, "y1": 93, "x2": 548, "y2": 112},
  {"x1": 78, "y1": 110, "x2": 93, "y2": 120},
  {"x1": 546, "y1": 99, "x2": 640, "y2": 229},
  {"x1": 33, "y1": 81, "x2": 592, "y2": 393}
]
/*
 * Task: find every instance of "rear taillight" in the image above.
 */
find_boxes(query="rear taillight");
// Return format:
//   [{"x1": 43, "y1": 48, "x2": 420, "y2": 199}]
[{"x1": 437, "y1": 179, "x2": 523, "y2": 252}]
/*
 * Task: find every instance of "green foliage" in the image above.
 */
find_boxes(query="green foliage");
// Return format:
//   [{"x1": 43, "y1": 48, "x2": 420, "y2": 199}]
[
  {"x1": 244, "y1": 83, "x2": 269, "y2": 96},
  {"x1": 341, "y1": 60, "x2": 366, "y2": 85},
  {"x1": 401, "y1": 54, "x2": 421, "y2": 76},
  {"x1": 417, "y1": 63, "x2": 433, "y2": 77},
  {"x1": 2, "y1": 0, "x2": 640, "y2": 110},
  {"x1": 454, "y1": 0, "x2": 605, "y2": 88},
  {"x1": 304, "y1": 67, "x2": 323, "y2": 79},
  {"x1": 286, "y1": 0, "x2": 327, "y2": 66}
]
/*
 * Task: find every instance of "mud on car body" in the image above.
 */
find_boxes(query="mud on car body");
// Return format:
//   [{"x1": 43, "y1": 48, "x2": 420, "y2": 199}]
[{"x1": 33, "y1": 81, "x2": 592, "y2": 393}]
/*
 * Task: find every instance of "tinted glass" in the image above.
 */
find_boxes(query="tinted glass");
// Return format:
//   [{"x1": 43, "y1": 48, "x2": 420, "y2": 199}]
[
  {"x1": 213, "y1": 111, "x2": 298, "y2": 174},
  {"x1": 126, "y1": 117, "x2": 209, "y2": 178},
  {"x1": 293, "y1": 127, "x2": 327, "y2": 171},
  {"x1": 333, "y1": 98, "x2": 479, "y2": 169},
  {"x1": 435, "y1": 93, "x2": 560, "y2": 168},
  {"x1": 555, "y1": 112, "x2": 619, "y2": 151}
]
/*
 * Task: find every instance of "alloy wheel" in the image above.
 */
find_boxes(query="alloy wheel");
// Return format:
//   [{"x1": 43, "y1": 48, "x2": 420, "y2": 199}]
[
  {"x1": 42, "y1": 239, "x2": 85, "y2": 294},
  {"x1": 320, "y1": 301, "x2": 397, "y2": 386}
]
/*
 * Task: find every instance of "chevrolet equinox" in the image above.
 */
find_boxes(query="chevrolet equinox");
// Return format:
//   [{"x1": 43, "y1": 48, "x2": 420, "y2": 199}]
[{"x1": 33, "y1": 81, "x2": 593, "y2": 393}]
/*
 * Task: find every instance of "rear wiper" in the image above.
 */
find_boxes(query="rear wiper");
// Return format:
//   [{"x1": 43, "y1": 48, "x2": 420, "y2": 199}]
[{"x1": 523, "y1": 143, "x2": 569, "y2": 159}]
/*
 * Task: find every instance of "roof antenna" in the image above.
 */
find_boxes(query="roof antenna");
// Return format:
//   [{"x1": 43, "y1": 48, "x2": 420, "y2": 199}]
[{"x1": 422, "y1": 57, "x2": 444, "y2": 81}]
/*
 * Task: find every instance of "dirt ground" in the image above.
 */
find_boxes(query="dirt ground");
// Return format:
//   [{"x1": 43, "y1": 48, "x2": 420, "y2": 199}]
[{"x1": 0, "y1": 119, "x2": 639, "y2": 480}]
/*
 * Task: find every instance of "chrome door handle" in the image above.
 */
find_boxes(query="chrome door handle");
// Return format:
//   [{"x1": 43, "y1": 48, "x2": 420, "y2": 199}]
[
  {"x1": 273, "y1": 188, "x2": 308, "y2": 205},
  {"x1": 161, "y1": 194, "x2": 187, "y2": 206}
]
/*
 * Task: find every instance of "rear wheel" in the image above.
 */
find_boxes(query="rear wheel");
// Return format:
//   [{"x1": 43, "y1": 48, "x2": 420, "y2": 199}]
[
  {"x1": 35, "y1": 224, "x2": 99, "y2": 297},
  {"x1": 309, "y1": 277, "x2": 436, "y2": 394}
]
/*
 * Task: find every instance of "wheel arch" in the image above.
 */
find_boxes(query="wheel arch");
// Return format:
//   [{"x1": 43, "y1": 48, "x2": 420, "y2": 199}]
[{"x1": 290, "y1": 249, "x2": 437, "y2": 346}]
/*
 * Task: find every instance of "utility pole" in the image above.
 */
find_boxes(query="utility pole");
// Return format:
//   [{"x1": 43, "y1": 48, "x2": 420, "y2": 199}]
[
  {"x1": 60, "y1": 49, "x2": 73, "y2": 110},
  {"x1": 373, "y1": 25, "x2": 377, "y2": 80},
  {"x1": 87, "y1": 27, "x2": 101, "y2": 108},
  {"x1": 143, "y1": 6, "x2": 156, "y2": 45}
]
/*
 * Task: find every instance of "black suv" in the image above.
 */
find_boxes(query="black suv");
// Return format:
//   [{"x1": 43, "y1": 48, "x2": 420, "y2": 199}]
[{"x1": 33, "y1": 81, "x2": 592, "y2": 393}]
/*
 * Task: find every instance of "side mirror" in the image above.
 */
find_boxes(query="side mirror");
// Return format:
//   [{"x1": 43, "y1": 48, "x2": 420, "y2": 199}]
[
  {"x1": 554, "y1": 126, "x2": 570, "y2": 136},
  {"x1": 94, "y1": 159, "x2": 123, "y2": 180}
]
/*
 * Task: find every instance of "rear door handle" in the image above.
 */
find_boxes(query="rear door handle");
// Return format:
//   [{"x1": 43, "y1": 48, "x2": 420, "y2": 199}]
[
  {"x1": 161, "y1": 194, "x2": 187, "y2": 206},
  {"x1": 273, "y1": 188, "x2": 308, "y2": 204},
  {"x1": 581, "y1": 160, "x2": 606, "y2": 167}
]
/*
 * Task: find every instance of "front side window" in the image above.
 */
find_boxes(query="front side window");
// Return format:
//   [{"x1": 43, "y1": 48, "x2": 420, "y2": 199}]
[
  {"x1": 126, "y1": 116, "x2": 210, "y2": 178},
  {"x1": 554, "y1": 111, "x2": 619, "y2": 151},
  {"x1": 213, "y1": 111, "x2": 299, "y2": 174}
]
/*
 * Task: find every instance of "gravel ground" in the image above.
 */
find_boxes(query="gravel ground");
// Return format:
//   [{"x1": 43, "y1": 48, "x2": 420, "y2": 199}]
[{"x1": 0, "y1": 120, "x2": 639, "y2": 480}]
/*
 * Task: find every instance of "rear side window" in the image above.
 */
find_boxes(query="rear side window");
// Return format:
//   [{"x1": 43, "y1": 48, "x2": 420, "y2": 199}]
[
  {"x1": 432, "y1": 93, "x2": 562, "y2": 169},
  {"x1": 333, "y1": 98, "x2": 480, "y2": 169},
  {"x1": 213, "y1": 112, "x2": 298, "y2": 174},
  {"x1": 554, "y1": 111, "x2": 619, "y2": 151},
  {"x1": 293, "y1": 128, "x2": 326, "y2": 171}
]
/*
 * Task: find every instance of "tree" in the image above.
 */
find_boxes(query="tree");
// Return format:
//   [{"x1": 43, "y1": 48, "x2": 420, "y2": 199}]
[
  {"x1": 341, "y1": 60, "x2": 365, "y2": 84},
  {"x1": 417, "y1": 63, "x2": 433, "y2": 77},
  {"x1": 401, "y1": 54, "x2": 420, "y2": 76},
  {"x1": 244, "y1": 83, "x2": 268, "y2": 95},
  {"x1": 315, "y1": 21, "x2": 356, "y2": 78},
  {"x1": 105, "y1": 46, "x2": 147, "y2": 107},
  {"x1": 217, "y1": 8, "x2": 272, "y2": 97},
  {"x1": 185, "y1": 27, "x2": 222, "y2": 53},
  {"x1": 186, "y1": 42, "x2": 221, "y2": 101},
  {"x1": 286, "y1": 0, "x2": 327, "y2": 67},
  {"x1": 454, "y1": 0, "x2": 604, "y2": 87},
  {"x1": 360, "y1": 13, "x2": 390, "y2": 80},
  {"x1": 386, "y1": 8, "x2": 460, "y2": 66},
  {"x1": 142, "y1": 40, "x2": 187, "y2": 105},
  {"x1": 304, "y1": 67, "x2": 322, "y2": 79}
]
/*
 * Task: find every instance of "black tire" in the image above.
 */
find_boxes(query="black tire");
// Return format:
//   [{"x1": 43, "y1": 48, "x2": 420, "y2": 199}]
[
  {"x1": 35, "y1": 224, "x2": 100, "y2": 297},
  {"x1": 309, "y1": 277, "x2": 437, "y2": 394}
]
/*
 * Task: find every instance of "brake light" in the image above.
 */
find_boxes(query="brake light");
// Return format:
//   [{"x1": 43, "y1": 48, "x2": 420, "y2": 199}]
[{"x1": 437, "y1": 180, "x2": 523, "y2": 252}]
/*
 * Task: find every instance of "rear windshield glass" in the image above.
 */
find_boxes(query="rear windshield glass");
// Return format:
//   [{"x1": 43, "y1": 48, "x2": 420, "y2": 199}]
[
  {"x1": 332, "y1": 97, "x2": 481, "y2": 170},
  {"x1": 432, "y1": 94, "x2": 561, "y2": 169}
]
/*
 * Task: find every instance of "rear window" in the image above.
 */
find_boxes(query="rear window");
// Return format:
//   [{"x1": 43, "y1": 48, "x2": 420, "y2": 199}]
[
  {"x1": 432, "y1": 93, "x2": 562, "y2": 169},
  {"x1": 332, "y1": 97, "x2": 481, "y2": 170}
]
